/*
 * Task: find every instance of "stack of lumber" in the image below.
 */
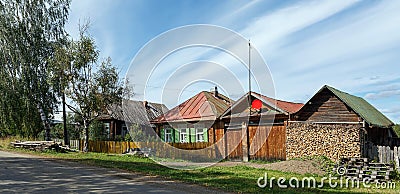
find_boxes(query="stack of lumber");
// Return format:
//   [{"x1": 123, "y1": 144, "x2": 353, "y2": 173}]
[
  {"x1": 10, "y1": 140, "x2": 73, "y2": 152},
  {"x1": 124, "y1": 147, "x2": 154, "y2": 157},
  {"x1": 334, "y1": 157, "x2": 394, "y2": 182}
]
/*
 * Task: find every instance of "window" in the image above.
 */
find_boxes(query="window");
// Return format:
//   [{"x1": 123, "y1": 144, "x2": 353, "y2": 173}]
[
  {"x1": 104, "y1": 123, "x2": 110, "y2": 139},
  {"x1": 180, "y1": 128, "x2": 188, "y2": 143},
  {"x1": 165, "y1": 128, "x2": 172, "y2": 142},
  {"x1": 122, "y1": 125, "x2": 128, "y2": 138},
  {"x1": 196, "y1": 128, "x2": 205, "y2": 142}
]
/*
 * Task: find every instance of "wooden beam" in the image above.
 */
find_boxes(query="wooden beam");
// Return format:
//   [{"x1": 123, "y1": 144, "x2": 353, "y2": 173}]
[{"x1": 242, "y1": 122, "x2": 249, "y2": 162}]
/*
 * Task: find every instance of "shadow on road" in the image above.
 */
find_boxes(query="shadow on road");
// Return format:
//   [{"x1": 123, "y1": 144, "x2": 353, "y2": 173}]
[{"x1": 0, "y1": 155, "x2": 185, "y2": 193}]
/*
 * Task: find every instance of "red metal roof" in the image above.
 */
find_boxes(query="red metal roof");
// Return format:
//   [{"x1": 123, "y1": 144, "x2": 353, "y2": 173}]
[
  {"x1": 151, "y1": 91, "x2": 232, "y2": 123},
  {"x1": 221, "y1": 92, "x2": 304, "y2": 119},
  {"x1": 253, "y1": 92, "x2": 304, "y2": 114}
]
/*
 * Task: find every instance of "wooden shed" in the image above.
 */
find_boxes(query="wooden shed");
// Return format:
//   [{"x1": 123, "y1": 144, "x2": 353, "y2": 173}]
[{"x1": 288, "y1": 85, "x2": 396, "y2": 161}]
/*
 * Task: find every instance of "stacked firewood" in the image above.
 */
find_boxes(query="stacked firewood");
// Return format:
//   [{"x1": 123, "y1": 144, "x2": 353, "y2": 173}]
[{"x1": 286, "y1": 123, "x2": 361, "y2": 161}]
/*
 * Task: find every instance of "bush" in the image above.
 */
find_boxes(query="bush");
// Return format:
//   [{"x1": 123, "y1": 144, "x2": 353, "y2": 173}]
[{"x1": 89, "y1": 120, "x2": 108, "y2": 141}]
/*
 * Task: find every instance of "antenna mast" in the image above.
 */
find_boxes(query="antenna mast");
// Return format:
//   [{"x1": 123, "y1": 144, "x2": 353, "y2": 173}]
[{"x1": 248, "y1": 40, "x2": 251, "y2": 116}]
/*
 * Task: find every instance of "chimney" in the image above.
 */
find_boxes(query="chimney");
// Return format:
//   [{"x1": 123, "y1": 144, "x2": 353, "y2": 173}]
[
  {"x1": 214, "y1": 86, "x2": 218, "y2": 97},
  {"x1": 143, "y1": 101, "x2": 148, "y2": 108}
]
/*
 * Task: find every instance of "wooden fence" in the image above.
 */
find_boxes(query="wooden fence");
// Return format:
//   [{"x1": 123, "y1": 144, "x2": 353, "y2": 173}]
[
  {"x1": 75, "y1": 140, "x2": 214, "y2": 157},
  {"x1": 53, "y1": 139, "x2": 81, "y2": 150},
  {"x1": 69, "y1": 140, "x2": 80, "y2": 150},
  {"x1": 55, "y1": 133, "x2": 285, "y2": 162},
  {"x1": 364, "y1": 144, "x2": 400, "y2": 171}
]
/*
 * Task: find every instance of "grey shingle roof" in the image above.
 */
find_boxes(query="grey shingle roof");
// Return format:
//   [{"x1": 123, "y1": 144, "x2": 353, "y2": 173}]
[{"x1": 100, "y1": 99, "x2": 168, "y2": 126}]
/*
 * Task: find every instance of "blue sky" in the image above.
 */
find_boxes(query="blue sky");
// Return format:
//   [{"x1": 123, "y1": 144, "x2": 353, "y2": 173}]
[{"x1": 66, "y1": 0, "x2": 400, "y2": 123}]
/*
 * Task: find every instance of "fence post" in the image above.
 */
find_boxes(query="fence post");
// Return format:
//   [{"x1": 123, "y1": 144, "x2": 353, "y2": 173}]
[{"x1": 394, "y1": 146, "x2": 399, "y2": 172}]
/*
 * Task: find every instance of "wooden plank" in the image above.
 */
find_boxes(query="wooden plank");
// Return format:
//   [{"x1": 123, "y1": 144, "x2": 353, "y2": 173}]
[{"x1": 242, "y1": 122, "x2": 249, "y2": 162}]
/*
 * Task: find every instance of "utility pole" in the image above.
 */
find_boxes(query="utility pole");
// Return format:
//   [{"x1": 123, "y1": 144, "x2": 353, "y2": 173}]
[
  {"x1": 242, "y1": 40, "x2": 251, "y2": 162},
  {"x1": 62, "y1": 91, "x2": 69, "y2": 146}
]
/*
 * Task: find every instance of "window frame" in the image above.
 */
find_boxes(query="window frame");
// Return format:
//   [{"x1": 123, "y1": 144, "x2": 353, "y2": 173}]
[
  {"x1": 179, "y1": 128, "x2": 188, "y2": 143},
  {"x1": 195, "y1": 128, "x2": 205, "y2": 142},
  {"x1": 164, "y1": 128, "x2": 172, "y2": 143}
]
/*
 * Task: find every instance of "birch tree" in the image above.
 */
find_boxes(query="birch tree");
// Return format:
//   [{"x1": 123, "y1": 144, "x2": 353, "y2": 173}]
[
  {"x1": 0, "y1": 0, "x2": 70, "y2": 138},
  {"x1": 62, "y1": 26, "x2": 125, "y2": 152}
]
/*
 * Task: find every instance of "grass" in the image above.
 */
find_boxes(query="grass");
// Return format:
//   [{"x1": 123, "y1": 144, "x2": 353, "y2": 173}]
[
  {"x1": 249, "y1": 159, "x2": 280, "y2": 164},
  {"x1": 1, "y1": 139, "x2": 400, "y2": 193},
  {"x1": 293, "y1": 156, "x2": 336, "y2": 176}
]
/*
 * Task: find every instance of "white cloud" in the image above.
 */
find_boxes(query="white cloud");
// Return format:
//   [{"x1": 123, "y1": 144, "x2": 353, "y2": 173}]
[
  {"x1": 241, "y1": 0, "x2": 359, "y2": 51},
  {"x1": 365, "y1": 89, "x2": 400, "y2": 100}
]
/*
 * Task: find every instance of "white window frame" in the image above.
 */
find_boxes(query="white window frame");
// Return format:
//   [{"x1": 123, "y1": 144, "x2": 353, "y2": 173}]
[
  {"x1": 179, "y1": 128, "x2": 188, "y2": 143},
  {"x1": 164, "y1": 128, "x2": 172, "y2": 143},
  {"x1": 196, "y1": 128, "x2": 205, "y2": 142}
]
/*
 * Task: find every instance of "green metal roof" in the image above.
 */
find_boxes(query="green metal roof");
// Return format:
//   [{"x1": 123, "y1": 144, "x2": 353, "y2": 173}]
[{"x1": 324, "y1": 85, "x2": 394, "y2": 128}]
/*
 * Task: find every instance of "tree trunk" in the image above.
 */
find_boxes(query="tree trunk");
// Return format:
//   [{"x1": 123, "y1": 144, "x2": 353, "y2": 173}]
[
  {"x1": 37, "y1": 103, "x2": 51, "y2": 141},
  {"x1": 83, "y1": 120, "x2": 89, "y2": 152}
]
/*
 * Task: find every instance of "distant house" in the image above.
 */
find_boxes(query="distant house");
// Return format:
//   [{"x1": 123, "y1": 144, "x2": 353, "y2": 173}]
[
  {"x1": 288, "y1": 85, "x2": 396, "y2": 161},
  {"x1": 98, "y1": 99, "x2": 168, "y2": 140},
  {"x1": 221, "y1": 91, "x2": 303, "y2": 161},
  {"x1": 151, "y1": 88, "x2": 232, "y2": 143}
]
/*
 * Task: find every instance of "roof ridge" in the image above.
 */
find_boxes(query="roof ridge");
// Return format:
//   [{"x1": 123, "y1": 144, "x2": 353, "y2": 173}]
[
  {"x1": 324, "y1": 85, "x2": 393, "y2": 127},
  {"x1": 252, "y1": 91, "x2": 304, "y2": 105},
  {"x1": 204, "y1": 91, "x2": 233, "y2": 104}
]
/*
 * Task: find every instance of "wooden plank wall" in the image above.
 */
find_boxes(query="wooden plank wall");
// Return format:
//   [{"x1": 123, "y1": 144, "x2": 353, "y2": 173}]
[
  {"x1": 296, "y1": 89, "x2": 359, "y2": 122},
  {"x1": 224, "y1": 124, "x2": 286, "y2": 160},
  {"x1": 248, "y1": 124, "x2": 286, "y2": 160},
  {"x1": 225, "y1": 128, "x2": 243, "y2": 160}
]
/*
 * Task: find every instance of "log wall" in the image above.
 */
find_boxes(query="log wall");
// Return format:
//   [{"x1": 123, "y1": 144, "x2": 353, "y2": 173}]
[
  {"x1": 296, "y1": 89, "x2": 360, "y2": 122},
  {"x1": 286, "y1": 123, "x2": 361, "y2": 161}
]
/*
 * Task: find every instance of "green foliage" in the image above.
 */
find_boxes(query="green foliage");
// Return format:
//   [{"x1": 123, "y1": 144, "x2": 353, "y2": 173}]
[
  {"x1": 89, "y1": 120, "x2": 108, "y2": 141},
  {"x1": 47, "y1": 23, "x2": 129, "y2": 151},
  {"x1": 39, "y1": 113, "x2": 81, "y2": 140},
  {"x1": 123, "y1": 132, "x2": 133, "y2": 142},
  {"x1": 0, "y1": 0, "x2": 70, "y2": 138},
  {"x1": 128, "y1": 124, "x2": 157, "y2": 142}
]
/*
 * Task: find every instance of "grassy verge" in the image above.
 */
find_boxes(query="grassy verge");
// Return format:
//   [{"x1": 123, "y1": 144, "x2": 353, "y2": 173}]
[{"x1": 1, "y1": 140, "x2": 399, "y2": 193}]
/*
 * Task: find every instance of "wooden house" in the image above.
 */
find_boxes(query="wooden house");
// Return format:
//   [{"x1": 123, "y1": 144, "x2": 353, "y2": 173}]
[
  {"x1": 220, "y1": 91, "x2": 303, "y2": 161},
  {"x1": 98, "y1": 99, "x2": 168, "y2": 140},
  {"x1": 150, "y1": 89, "x2": 232, "y2": 144},
  {"x1": 288, "y1": 85, "x2": 396, "y2": 161}
]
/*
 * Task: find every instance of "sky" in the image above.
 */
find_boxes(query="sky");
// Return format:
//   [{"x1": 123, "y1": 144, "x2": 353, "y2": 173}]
[{"x1": 65, "y1": 0, "x2": 400, "y2": 123}]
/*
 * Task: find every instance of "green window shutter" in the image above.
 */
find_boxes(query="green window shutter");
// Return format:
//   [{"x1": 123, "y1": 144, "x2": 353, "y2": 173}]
[
  {"x1": 203, "y1": 128, "x2": 208, "y2": 142},
  {"x1": 185, "y1": 128, "x2": 190, "y2": 143},
  {"x1": 160, "y1": 128, "x2": 165, "y2": 142},
  {"x1": 190, "y1": 128, "x2": 196, "y2": 143},
  {"x1": 174, "y1": 128, "x2": 179, "y2": 143}
]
